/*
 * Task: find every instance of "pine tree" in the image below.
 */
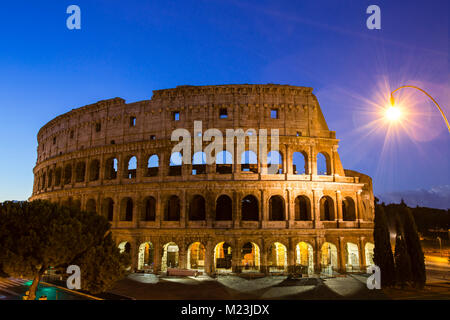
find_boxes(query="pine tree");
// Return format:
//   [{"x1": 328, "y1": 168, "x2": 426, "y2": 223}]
[
  {"x1": 373, "y1": 204, "x2": 396, "y2": 287},
  {"x1": 394, "y1": 219, "x2": 413, "y2": 288},
  {"x1": 400, "y1": 205, "x2": 426, "y2": 289},
  {"x1": 0, "y1": 200, "x2": 129, "y2": 300}
]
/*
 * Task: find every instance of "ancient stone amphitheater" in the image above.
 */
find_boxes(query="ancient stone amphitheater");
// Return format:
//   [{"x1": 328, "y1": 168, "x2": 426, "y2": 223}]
[{"x1": 30, "y1": 84, "x2": 375, "y2": 276}]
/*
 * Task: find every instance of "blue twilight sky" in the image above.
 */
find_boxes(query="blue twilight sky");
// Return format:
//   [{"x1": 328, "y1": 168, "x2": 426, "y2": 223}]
[{"x1": 0, "y1": 0, "x2": 448, "y2": 208}]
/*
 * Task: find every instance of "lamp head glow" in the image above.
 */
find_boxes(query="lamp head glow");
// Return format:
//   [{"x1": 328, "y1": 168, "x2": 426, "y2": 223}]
[{"x1": 385, "y1": 105, "x2": 401, "y2": 121}]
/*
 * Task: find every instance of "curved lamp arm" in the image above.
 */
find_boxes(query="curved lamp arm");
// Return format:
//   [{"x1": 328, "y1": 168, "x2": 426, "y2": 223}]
[{"x1": 390, "y1": 85, "x2": 450, "y2": 133}]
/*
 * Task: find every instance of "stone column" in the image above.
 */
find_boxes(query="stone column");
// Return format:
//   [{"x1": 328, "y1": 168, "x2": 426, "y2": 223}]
[
  {"x1": 261, "y1": 241, "x2": 268, "y2": 275},
  {"x1": 314, "y1": 236, "x2": 323, "y2": 273},
  {"x1": 287, "y1": 238, "x2": 295, "y2": 274},
  {"x1": 180, "y1": 190, "x2": 186, "y2": 228},
  {"x1": 336, "y1": 190, "x2": 343, "y2": 224},
  {"x1": 310, "y1": 145, "x2": 316, "y2": 176},
  {"x1": 233, "y1": 191, "x2": 241, "y2": 229},
  {"x1": 205, "y1": 239, "x2": 214, "y2": 275},
  {"x1": 232, "y1": 238, "x2": 241, "y2": 273},
  {"x1": 134, "y1": 194, "x2": 141, "y2": 228},
  {"x1": 130, "y1": 238, "x2": 139, "y2": 272},
  {"x1": 178, "y1": 241, "x2": 187, "y2": 269},
  {"x1": 312, "y1": 189, "x2": 322, "y2": 228},
  {"x1": 356, "y1": 190, "x2": 362, "y2": 227},
  {"x1": 359, "y1": 236, "x2": 366, "y2": 270},
  {"x1": 260, "y1": 189, "x2": 266, "y2": 228},
  {"x1": 338, "y1": 237, "x2": 346, "y2": 273},
  {"x1": 153, "y1": 239, "x2": 161, "y2": 274}
]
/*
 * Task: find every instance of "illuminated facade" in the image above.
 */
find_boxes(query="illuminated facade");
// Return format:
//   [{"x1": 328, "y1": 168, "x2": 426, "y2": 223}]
[{"x1": 30, "y1": 84, "x2": 374, "y2": 275}]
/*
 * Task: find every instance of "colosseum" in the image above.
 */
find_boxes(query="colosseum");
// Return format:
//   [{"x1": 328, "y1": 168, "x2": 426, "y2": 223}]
[{"x1": 30, "y1": 84, "x2": 375, "y2": 276}]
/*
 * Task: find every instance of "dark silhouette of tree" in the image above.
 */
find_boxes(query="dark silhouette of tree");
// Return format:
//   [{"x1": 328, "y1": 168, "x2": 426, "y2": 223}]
[
  {"x1": 400, "y1": 205, "x2": 426, "y2": 289},
  {"x1": 0, "y1": 200, "x2": 129, "y2": 300},
  {"x1": 394, "y1": 219, "x2": 412, "y2": 289},
  {"x1": 373, "y1": 204, "x2": 396, "y2": 287}
]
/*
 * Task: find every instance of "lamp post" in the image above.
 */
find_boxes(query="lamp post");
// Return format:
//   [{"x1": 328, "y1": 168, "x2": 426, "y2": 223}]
[{"x1": 389, "y1": 85, "x2": 450, "y2": 133}]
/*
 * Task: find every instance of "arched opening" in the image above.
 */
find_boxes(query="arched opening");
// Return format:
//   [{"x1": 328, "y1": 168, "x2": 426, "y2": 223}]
[
  {"x1": 365, "y1": 242, "x2": 375, "y2": 267},
  {"x1": 165, "y1": 195, "x2": 180, "y2": 221},
  {"x1": 295, "y1": 196, "x2": 311, "y2": 220},
  {"x1": 320, "y1": 196, "x2": 335, "y2": 221},
  {"x1": 317, "y1": 152, "x2": 331, "y2": 175},
  {"x1": 86, "y1": 199, "x2": 96, "y2": 214},
  {"x1": 73, "y1": 199, "x2": 81, "y2": 211},
  {"x1": 216, "y1": 150, "x2": 232, "y2": 174},
  {"x1": 240, "y1": 150, "x2": 258, "y2": 173},
  {"x1": 189, "y1": 195, "x2": 206, "y2": 220},
  {"x1": 75, "y1": 162, "x2": 86, "y2": 182},
  {"x1": 64, "y1": 164, "x2": 72, "y2": 185},
  {"x1": 102, "y1": 198, "x2": 114, "y2": 221},
  {"x1": 214, "y1": 242, "x2": 232, "y2": 273},
  {"x1": 241, "y1": 195, "x2": 259, "y2": 221},
  {"x1": 138, "y1": 242, "x2": 154, "y2": 271},
  {"x1": 126, "y1": 156, "x2": 137, "y2": 179},
  {"x1": 346, "y1": 242, "x2": 360, "y2": 272},
  {"x1": 269, "y1": 195, "x2": 285, "y2": 221},
  {"x1": 187, "y1": 242, "x2": 206, "y2": 271},
  {"x1": 215, "y1": 195, "x2": 232, "y2": 220},
  {"x1": 169, "y1": 152, "x2": 182, "y2": 176},
  {"x1": 146, "y1": 154, "x2": 159, "y2": 177},
  {"x1": 292, "y1": 151, "x2": 308, "y2": 174},
  {"x1": 161, "y1": 242, "x2": 179, "y2": 271},
  {"x1": 342, "y1": 197, "x2": 356, "y2": 221},
  {"x1": 55, "y1": 168, "x2": 62, "y2": 186},
  {"x1": 267, "y1": 150, "x2": 283, "y2": 174},
  {"x1": 321, "y1": 242, "x2": 338, "y2": 274},
  {"x1": 268, "y1": 242, "x2": 287, "y2": 272},
  {"x1": 120, "y1": 197, "x2": 133, "y2": 221},
  {"x1": 192, "y1": 152, "x2": 206, "y2": 175},
  {"x1": 296, "y1": 242, "x2": 314, "y2": 275},
  {"x1": 105, "y1": 157, "x2": 118, "y2": 180},
  {"x1": 89, "y1": 159, "x2": 100, "y2": 181},
  {"x1": 118, "y1": 241, "x2": 131, "y2": 254},
  {"x1": 241, "y1": 242, "x2": 260, "y2": 272},
  {"x1": 47, "y1": 169, "x2": 53, "y2": 187},
  {"x1": 142, "y1": 196, "x2": 156, "y2": 221}
]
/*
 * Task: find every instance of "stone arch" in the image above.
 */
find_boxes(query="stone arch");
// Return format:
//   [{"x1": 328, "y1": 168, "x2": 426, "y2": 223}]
[
  {"x1": 138, "y1": 242, "x2": 154, "y2": 271},
  {"x1": 317, "y1": 152, "x2": 331, "y2": 175},
  {"x1": 118, "y1": 241, "x2": 131, "y2": 254},
  {"x1": 89, "y1": 159, "x2": 100, "y2": 181},
  {"x1": 241, "y1": 195, "x2": 259, "y2": 221},
  {"x1": 102, "y1": 197, "x2": 114, "y2": 221},
  {"x1": 189, "y1": 195, "x2": 206, "y2": 220},
  {"x1": 216, "y1": 150, "x2": 232, "y2": 174},
  {"x1": 269, "y1": 195, "x2": 285, "y2": 221},
  {"x1": 75, "y1": 161, "x2": 86, "y2": 182},
  {"x1": 241, "y1": 242, "x2": 260, "y2": 272},
  {"x1": 342, "y1": 196, "x2": 356, "y2": 221},
  {"x1": 346, "y1": 242, "x2": 360, "y2": 272},
  {"x1": 320, "y1": 196, "x2": 335, "y2": 221},
  {"x1": 165, "y1": 195, "x2": 180, "y2": 221},
  {"x1": 142, "y1": 196, "x2": 156, "y2": 221},
  {"x1": 86, "y1": 198, "x2": 96, "y2": 214},
  {"x1": 192, "y1": 151, "x2": 206, "y2": 175},
  {"x1": 292, "y1": 151, "x2": 308, "y2": 174},
  {"x1": 267, "y1": 150, "x2": 283, "y2": 174},
  {"x1": 187, "y1": 242, "x2": 206, "y2": 271},
  {"x1": 146, "y1": 154, "x2": 159, "y2": 177},
  {"x1": 321, "y1": 242, "x2": 338, "y2": 273},
  {"x1": 55, "y1": 167, "x2": 62, "y2": 186},
  {"x1": 295, "y1": 241, "x2": 314, "y2": 275},
  {"x1": 161, "y1": 242, "x2": 179, "y2": 271},
  {"x1": 365, "y1": 242, "x2": 375, "y2": 267},
  {"x1": 240, "y1": 150, "x2": 258, "y2": 173},
  {"x1": 104, "y1": 157, "x2": 118, "y2": 180},
  {"x1": 295, "y1": 195, "x2": 311, "y2": 220},
  {"x1": 47, "y1": 169, "x2": 53, "y2": 187},
  {"x1": 268, "y1": 242, "x2": 287, "y2": 272},
  {"x1": 120, "y1": 197, "x2": 133, "y2": 221},
  {"x1": 125, "y1": 156, "x2": 137, "y2": 179},
  {"x1": 169, "y1": 152, "x2": 182, "y2": 176},
  {"x1": 214, "y1": 242, "x2": 232, "y2": 272},
  {"x1": 215, "y1": 195, "x2": 232, "y2": 221}
]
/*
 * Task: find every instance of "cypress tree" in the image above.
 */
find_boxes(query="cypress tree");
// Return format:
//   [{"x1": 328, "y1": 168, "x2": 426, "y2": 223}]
[
  {"x1": 400, "y1": 205, "x2": 426, "y2": 289},
  {"x1": 394, "y1": 219, "x2": 413, "y2": 288},
  {"x1": 373, "y1": 204, "x2": 396, "y2": 287}
]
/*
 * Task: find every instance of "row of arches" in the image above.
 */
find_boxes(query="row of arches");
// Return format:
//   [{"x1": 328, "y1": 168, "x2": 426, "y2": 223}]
[
  {"x1": 83, "y1": 194, "x2": 358, "y2": 222},
  {"x1": 120, "y1": 240, "x2": 375, "y2": 274},
  {"x1": 35, "y1": 150, "x2": 333, "y2": 191}
]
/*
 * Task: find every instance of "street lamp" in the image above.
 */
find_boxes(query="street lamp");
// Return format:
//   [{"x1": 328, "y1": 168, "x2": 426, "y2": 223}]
[{"x1": 389, "y1": 85, "x2": 450, "y2": 133}]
